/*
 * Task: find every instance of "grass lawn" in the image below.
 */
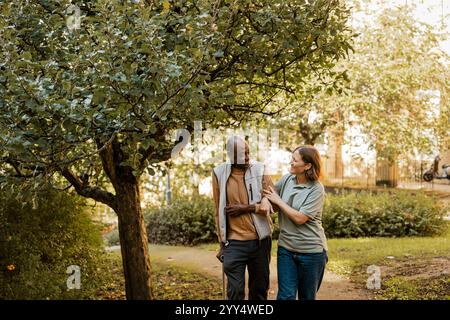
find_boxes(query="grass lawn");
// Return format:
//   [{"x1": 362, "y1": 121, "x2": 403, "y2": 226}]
[
  {"x1": 198, "y1": 222, "x2": 450, "y2": 300},
  {"x1": 326, "y1": 224, "x2": 450, "y2": 275},
  {"x1": 98, "y1": 222, "x2": 449, "y2": 300},
  {"x1": 326, "y1": 222, "x2": 450, "y2": 300},
  {"x1": 95, "y1": 252, "x2": 222, "y2": 300}
]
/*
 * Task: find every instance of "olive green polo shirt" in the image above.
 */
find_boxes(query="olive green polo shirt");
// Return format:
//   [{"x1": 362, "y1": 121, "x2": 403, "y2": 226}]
[{"x1": 275, "y1": 174, "x2": 328, "y2": 253}]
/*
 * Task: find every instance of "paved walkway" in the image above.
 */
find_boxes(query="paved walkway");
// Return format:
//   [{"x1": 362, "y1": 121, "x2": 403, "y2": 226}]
[
  {"x1": 397, "y1": 181, "x2": 450, "y2": 194},
  {"x1": 143, "y1": 244, "x2": 374, "y2": 300}
]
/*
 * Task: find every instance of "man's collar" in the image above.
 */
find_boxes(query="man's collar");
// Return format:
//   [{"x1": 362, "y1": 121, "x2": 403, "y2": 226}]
[{"x1": 225, "y1": 160, "x2": 255, "y2": 168}]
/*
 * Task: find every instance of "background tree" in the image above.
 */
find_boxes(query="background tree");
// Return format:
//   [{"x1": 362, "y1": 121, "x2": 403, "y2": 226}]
[
  {"x1": 275, "y1": 68, "x2": 351, "y2": 150},
  {"x1": 348, "y1": 4, "x2": 449, "y2": 163},
  {"x1": 0, "y1": 0, "x2": 352, "y2": 299}
]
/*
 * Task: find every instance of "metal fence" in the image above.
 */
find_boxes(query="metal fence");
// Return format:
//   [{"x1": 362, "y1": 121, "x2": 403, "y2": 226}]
[{"x1": 322, "y1": 157, "x2": 450, "y2": 193}]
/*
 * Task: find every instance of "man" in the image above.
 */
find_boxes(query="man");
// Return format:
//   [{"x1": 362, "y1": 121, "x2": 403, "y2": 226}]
[{"x1": 212, "y1": 135, "x2": 274, "y2": 300}]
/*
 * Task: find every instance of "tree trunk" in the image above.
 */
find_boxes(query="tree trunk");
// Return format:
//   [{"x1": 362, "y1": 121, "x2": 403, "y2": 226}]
[
  {"x1": 115, "y1": 173, "x2": 153, "y2": 300},
  {"x1": 92, "y1": 138, "x2": 154, "y2": 299},
  {"x1": 298, "y1": 122, "x2": 317, "y2": 146}
]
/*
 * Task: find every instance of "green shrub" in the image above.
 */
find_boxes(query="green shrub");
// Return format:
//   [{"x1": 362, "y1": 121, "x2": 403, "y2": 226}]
[
  {"x1": 145, "y1": 195, "x2": 280, "y2": 245},
  {"x1": 145, "y1": 195, "x2": 217, "y2": 246},
  {"x1": 322, "y1": 190, "x2": 447, "y2": 238},
  {"x1": 0, "y1": 180, "x2": 108, "y2": 299},
  {"x1": 144, "y1": 190, "x2": 446, "y2": 245},
  {"x1": 104, "y1": 229, "x2": 120, "y2": 246},
  {"x1": 271, "y1": 214, "x2": 280, "y2": 240}
]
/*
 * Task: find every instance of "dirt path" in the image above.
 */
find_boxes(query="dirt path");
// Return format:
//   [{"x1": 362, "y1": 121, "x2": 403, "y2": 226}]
[{"x1": 147, "y1": 244, "x2": 374, "y2": 300}]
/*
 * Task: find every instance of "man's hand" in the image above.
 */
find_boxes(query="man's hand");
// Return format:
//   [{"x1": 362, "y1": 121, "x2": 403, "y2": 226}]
[
  {"x1": 225, "y1": 204, "x2": 255, "y2": 217},
  {"x1": 259, "y1": 197, "x2": 274, "y2": 215},
  {"x1": 216, "y1": 243, "x2": 225, "y2": 263}
]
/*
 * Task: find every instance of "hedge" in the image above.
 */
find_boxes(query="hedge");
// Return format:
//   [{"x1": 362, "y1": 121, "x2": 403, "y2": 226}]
[
  {"x1": 145, "y1": 195, "x2": 217, "y2": 246},
  {"x1": 145, "y1": 190, "x2": 447, "y2": 245},
  {"x1": 322, "y1": 190, "x2": 447, "y2": 238}
]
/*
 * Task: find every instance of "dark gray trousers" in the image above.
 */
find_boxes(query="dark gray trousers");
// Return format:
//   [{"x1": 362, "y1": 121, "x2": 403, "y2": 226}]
[{"x1": 222, "y1": 237, "x2": 271, "y2": 300}]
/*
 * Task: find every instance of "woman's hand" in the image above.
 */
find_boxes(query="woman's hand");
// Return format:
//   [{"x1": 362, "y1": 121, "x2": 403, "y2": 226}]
[
  {"x1": 259, "y1": 197, "x2": 274, "y2": 215},
  {"x1": 263, "y1": 186, "x2": 283, "y2": 206}
]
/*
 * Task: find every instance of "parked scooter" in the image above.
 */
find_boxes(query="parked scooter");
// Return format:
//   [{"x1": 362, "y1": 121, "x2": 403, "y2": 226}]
[{"x1": 423, "y1": 156, "x2": 450, "y2": 182}]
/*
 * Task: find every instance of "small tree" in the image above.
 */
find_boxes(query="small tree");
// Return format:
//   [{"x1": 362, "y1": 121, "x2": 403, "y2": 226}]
[{"x1": 277, "y1": 70, "x2": 351, "y2": 148}]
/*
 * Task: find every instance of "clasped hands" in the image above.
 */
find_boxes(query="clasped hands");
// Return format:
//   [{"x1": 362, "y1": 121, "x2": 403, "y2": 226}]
[
  {"x1": 262, "y1": 186, "x2": 282, "y2": 206},
  {"x1": 225, "y1": 195, "x2": 275, "y2": 217}
]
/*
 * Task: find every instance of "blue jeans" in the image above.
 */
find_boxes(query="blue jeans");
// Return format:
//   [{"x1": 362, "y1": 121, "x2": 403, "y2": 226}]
[{"x1": 277, "y1": 246, "x2": 328, "y2": 300}]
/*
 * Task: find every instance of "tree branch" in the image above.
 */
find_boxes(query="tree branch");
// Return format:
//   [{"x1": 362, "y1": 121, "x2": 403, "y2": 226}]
[
  {"x1": 1, "y1": 157, "x2": 47, "y2": 178},
  {"x1": 235, "y1": 81, "x2": 295, "y2": 93},
  {"x1": 60, "y1": 166, "x2": 117, "y2": 210}
]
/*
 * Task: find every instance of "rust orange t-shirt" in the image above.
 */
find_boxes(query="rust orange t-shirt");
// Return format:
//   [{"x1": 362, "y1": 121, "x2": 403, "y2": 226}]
[{"x1": 212, "y1": 167, "x2": 274, "y2": 242}]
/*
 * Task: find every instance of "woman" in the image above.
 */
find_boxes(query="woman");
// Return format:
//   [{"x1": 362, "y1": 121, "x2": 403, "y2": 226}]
[{"x1": 263, "y1": 145, "x2": 328, "y2": 300}]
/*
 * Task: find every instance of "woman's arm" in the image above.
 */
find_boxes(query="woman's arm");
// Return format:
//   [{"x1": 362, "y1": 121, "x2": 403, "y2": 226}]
[
  {"x1": 263, "y1": 186, "x2": 309, "y2": 225},
  {"x1": 274, "y1": 199, "x2": 309, "y2": 225}
]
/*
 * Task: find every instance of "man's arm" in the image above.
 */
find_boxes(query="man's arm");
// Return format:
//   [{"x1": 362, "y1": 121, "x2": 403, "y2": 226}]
[
  {"x1": 211, "y1": 172, "x2": 270, "y2": 234},
  {"x1": 225, "y1": 171, "x2": 274, "y2": 216},
  {"x1": 228, "y1": 175, "x2": 275, "y2": 216},
  {"x1": 260, "y1": 174, "x2": 280, "y2": 213},
  {"x1": 225, "y1": 203, "x2": 257, "y2": 216}
]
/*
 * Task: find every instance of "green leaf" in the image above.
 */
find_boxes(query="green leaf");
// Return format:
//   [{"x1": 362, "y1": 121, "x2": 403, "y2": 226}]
[
  {"x1": 147, "y1": 167, "x2": 155, "y2": 176},
  {"x1": 213, "y1": 50, "x2": 224, "y2": 58},
  {"x1": 22, "y1": 52, "x2": 32, "y2": 60},
  {"x1": 92, "y1": 90, "x2": 106, "y2": 105},
  {"x1": 135, "y1": 121, "x2": 147, "y2": 131}
]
